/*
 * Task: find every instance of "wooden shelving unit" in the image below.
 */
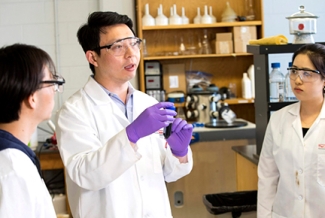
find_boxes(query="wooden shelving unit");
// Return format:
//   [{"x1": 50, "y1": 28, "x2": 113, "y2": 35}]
[{"x1": 135, "y1": 0, "x2": 264, "y2": 123}]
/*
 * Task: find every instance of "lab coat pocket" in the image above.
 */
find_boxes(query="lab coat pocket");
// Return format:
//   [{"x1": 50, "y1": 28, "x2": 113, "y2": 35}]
[
  {"x1": 139, "y1": 135, "x2": 163, "y2": 174},
  {"x1": 272, "y1": 211, "x2": 287, "y2": 218},
  {"x1": 317, "y1": 154, "x2": 325, "y2": 186},
  {"x1": 151, "y1": 135, "x2": 164, "y2": 174}
]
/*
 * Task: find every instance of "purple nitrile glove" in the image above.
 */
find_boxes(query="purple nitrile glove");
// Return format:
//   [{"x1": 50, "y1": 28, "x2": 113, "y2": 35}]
[
  {"x1": 126, "y1": 102, "x2": 177, "y2": 143},
  {"x1": 166, "y1": 118, "x2": 193, "y2": 157}
]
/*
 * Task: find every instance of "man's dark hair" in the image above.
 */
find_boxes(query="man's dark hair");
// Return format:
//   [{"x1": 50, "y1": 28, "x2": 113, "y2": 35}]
[{"x1": 77, "y1": 11, "x2": 135, "y2": 74}]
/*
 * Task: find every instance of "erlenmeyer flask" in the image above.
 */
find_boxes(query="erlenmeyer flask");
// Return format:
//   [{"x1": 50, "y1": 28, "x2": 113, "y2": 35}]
[{"x1": 245, "y1": 0, "x2": 255, "y2": 20}]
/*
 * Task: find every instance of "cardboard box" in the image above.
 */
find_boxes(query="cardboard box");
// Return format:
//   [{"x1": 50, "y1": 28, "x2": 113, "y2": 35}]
[
  {"x1": 234, "y1": 40, "x2": 248, "y2": 53},
  {"x1": 233, "y1": 26, "x2": 257, "y2": 53},
  {"x1": 233, "y1": 26, "x2": 257, "y2": 40},
  {"x1": 162, "y1": 63, "x2": 186, "y2": 94},
  {"x1": 215, "y1": 33, "x2": 233, "y2": 54}
]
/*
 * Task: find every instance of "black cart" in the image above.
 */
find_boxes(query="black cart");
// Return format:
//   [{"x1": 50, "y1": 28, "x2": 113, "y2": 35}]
[{"x1": 203, "y1": 190, "x2": 257, "y2": 218}]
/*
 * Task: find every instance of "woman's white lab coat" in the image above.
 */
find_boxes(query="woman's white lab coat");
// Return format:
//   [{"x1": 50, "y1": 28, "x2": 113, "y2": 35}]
[
  {"x1": 56, "y1": 76, "x2": 193, "y2": 218},
  {"x1": 258, "y1": 100, "x2": 325, "y2": 218}
]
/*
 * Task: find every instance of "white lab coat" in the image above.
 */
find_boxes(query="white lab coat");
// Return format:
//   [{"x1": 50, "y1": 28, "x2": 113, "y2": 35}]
[
  {"x1": 0, "y1": 149, "x2": 56, "y2": 218},
  {"x1": 56, "y1": 76, "x2": 193, "y2": 218},
  {"x1": 258, "y1": 100, "x2": 325, "y2": 218}
]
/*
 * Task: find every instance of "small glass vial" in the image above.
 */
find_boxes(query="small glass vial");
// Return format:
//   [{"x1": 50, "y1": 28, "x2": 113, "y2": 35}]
[{"x1": 163, "y1": 106, "x2": 176, "y2": 139}]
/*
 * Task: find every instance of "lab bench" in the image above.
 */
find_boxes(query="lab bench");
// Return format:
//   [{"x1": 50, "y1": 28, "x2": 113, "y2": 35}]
[
  {"x1": 35, "y1": 119, "x2": 257, "y2": 218},
  {"x1": 192, "y1": 119, "x2": 256, "y2": 142},
  {"x1": 34, "y1": 143, "x2": 71, "y2": 216},
  {"x1": 166, "y1": 119, "x2": 257, "y2": 218},
  {"x1": 232, "y1": 145, "x2": 259, "y2": 192},
  {"x1": 35, "y1": 143, "x2": 63, "y2": 170}
]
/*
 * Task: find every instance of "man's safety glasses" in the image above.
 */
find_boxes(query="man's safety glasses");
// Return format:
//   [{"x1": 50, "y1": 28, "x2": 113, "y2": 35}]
[{"x1": 94, "y1": 37, "x2": 142, "y2": 56}]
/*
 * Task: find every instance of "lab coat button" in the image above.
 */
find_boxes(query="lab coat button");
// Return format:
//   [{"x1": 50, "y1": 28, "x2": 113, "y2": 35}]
[
  {"x1": 140, "y1": 176, "x2": 144, "y2": 181},
  {"x1": 298, "y1": 195, "x2": 303, "y2": 200},
  {"x1": 298, "y1": 169, "x2": 303, "y2": 174}
]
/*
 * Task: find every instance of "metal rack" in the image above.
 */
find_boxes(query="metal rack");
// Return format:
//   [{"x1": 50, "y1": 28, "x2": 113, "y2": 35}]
[{"x1": 247, "y1": 43, "x2": 325, "y2": 156}]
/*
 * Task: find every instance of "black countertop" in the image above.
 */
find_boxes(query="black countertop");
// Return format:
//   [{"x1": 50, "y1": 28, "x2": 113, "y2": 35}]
[
  {"x1": 232, "y1": 144, "x2": 259, "y2": 165},
  {"x1": 193, "y1": 119, "x2": 256, "y2": 142}
]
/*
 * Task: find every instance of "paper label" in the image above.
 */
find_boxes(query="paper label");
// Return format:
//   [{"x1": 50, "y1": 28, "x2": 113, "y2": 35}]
[{"x1": 169, "y1": 76, "x2": 179, "y2": 88}]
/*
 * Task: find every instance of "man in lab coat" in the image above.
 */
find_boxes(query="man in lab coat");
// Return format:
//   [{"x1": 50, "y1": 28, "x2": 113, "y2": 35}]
[
  {"x1": 0, "y1": 44, "x2": 62, "y2": 218},
  {"x1": 56, "y1": 11, "x2": 193, "y2": 218}
]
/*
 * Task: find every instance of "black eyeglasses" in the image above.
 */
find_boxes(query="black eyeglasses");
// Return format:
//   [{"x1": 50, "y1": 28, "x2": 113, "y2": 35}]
[
  {"x1": 287, "y1": 67, "x2": 321, "y2": 83},
  {"x1": 93, "y1": 37, "x2": 142, "y2": 56},
  {"x1": 40, "y1": 75, "x2": 65, "y2": 92}
]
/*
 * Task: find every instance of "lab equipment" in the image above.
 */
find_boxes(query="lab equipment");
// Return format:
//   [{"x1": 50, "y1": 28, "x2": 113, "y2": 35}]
[{"x1": 286, "y1": 5, "x2": 318, "y2": 44}]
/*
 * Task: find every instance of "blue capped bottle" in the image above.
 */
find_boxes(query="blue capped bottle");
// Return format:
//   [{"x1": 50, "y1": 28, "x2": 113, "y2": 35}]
[
  {"x1": 269, "y1": 62, "x2": 285, "y2": 102},
  {"x1": 285, "y1": 62, "x2": 297, "y2": 102}
]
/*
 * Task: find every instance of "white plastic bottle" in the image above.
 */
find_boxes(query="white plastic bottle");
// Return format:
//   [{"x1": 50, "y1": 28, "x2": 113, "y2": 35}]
[
  {"x1": 28, "y1": 128, "x2": 38, "y2": 150},
  {"x1": 285, "y1": 62, "x2": 297, "y2": 101},
  {"x1": 242, "y1": 72, "x2": 252, "y2": 99},
  {"x1": 269, "y1": 62, "x2": 285, "y2": 102},
  {"x1": 247, "y1": 64, "x2": 255, "y2": 98}
]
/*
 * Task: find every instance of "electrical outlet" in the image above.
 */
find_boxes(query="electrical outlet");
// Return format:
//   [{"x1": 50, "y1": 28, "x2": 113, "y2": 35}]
[{"x1": 174, "y1": 191, "x2": 184, "y2": 208}]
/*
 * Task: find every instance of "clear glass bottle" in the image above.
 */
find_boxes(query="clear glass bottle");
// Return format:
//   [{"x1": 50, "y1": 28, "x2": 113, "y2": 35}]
[
  {"x1": 285, "y1": 62, "x2": 297, "y2": 101},
  {"x1": 201, "y1": 29, "x2": 212, "y2": 54},
  {"x1": 245, "y1": 0, "x2": 255, "y2": 21},
  {"x1": 142, "y1": 39, "x2": 148, "y2": 57},
  {"x1": 269, "y1": 62, "x2": 285, "y2": 102}
]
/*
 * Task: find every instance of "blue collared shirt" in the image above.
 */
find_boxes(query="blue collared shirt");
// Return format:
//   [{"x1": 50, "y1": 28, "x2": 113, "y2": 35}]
[{"x1": 99, "y1": 82, "x2": 135, "y2": 122}]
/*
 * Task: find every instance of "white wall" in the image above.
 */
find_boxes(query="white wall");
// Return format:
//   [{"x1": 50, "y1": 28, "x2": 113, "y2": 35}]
[
  {"x1": 0, "y1": 0, "x2": 135, "y2": 140},
  {"x1": 0, "y1": 0, "x2": 324, "y2": 140}
]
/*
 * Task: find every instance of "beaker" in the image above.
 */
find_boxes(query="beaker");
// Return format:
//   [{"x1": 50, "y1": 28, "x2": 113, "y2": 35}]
[{"x1": 186, "y1": 35, "x2": 197, "y2": 55}]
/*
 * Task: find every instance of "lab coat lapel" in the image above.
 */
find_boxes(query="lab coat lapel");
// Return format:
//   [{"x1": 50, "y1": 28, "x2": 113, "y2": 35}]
[
  {"x1": 306, "y1": 98, "x2": 325, "y2": 137},
  {"x1": 83, "y1": 76, "x2": 129, "y2": 126},
  {"x1": 288, "y1": 102, "x2": 304, "y2": 143}
]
